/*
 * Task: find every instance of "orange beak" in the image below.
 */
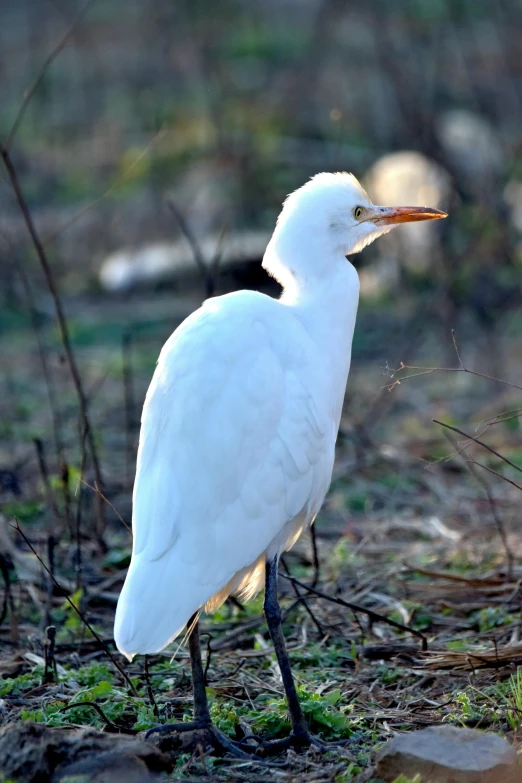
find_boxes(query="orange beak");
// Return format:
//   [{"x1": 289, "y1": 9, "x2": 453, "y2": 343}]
[{"x1": 365, "y1": 205, "x2": 448, "y2": 226}]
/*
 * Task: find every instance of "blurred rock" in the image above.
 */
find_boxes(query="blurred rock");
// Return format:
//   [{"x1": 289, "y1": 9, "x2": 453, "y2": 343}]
[
  {"x1": 0, "y1": 721, "x2": 173, "y2": 782},
  {"x1": 376, "y1": 724, "x2": 518, "y2": 783},
  {"x1": 361, "y1": 151, "x2": 450, "y2": 295},
  {"x1": 437, "y1": 110, "x2": 505, "y2": 183}
]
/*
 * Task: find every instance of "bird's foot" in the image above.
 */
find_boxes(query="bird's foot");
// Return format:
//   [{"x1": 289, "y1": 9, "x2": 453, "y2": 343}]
[
  {"x1": 146, "y1": 721, "x2": 352, "y2": 760},
  {"x1": 145, "y1": 719, "x2": 252, "y2": 759},
  {"x1": 236, "y1": 729, "x2": 353, "y2": 758}
]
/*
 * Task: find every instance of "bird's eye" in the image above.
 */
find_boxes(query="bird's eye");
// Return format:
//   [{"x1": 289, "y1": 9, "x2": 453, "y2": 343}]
[{"x1": 354, "y1": 206, "x2": 363, "y2": 220}]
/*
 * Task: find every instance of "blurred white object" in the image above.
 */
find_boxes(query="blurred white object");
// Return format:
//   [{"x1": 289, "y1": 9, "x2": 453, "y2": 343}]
[
  {"x1": 504, "y1": 181, "x2": 522, "y2": 233},
  {"x1": 98, "y1": 231, "x2": 271, "y2": 292},
  {"x1": 437, "y1": 109, "x2": 504, "y2": 181},
  {"x1": 362, "y1": 151, "x2": 450, "y2": 292}
]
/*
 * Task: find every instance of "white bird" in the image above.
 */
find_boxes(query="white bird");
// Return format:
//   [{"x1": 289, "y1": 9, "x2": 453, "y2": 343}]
[{"x1": 114, "y1": 172, "x2": 446, "y2": 752}]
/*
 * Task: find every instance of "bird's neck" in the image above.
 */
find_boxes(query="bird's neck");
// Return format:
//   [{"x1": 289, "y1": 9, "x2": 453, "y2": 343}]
[{"x1": 282, "y1": 259, "x2": 359, "y2": 349}]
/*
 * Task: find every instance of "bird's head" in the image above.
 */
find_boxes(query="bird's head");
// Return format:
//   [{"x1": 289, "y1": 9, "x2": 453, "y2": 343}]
[{"x1": 264, "y1": 171, "x2": 447, "y2": 290}]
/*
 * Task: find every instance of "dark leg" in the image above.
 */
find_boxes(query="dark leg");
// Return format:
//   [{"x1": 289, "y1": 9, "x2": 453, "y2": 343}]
[
  {"x1": 264, "y1": 556, "x2": 310, "y2": 744},
  {"x1": 145, "y1": 615, "x2": 250, "y2": 757},
  {"x1": 187, "y1": 613, "x2": 211, "y2": 724}
]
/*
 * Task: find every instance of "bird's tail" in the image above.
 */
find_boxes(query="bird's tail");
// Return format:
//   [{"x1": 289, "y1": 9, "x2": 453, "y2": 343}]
[{"x1": 114, "y1": 554, "x2": 204, "y2": 660}]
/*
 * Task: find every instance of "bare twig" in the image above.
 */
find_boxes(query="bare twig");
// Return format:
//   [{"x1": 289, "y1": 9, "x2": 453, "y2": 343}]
[
  {"x1": 279, "y1": 573, "x2": 428, "y2": 650},
  {"x1": 79, "y1": 479, "x2": 131, "y2": 534},
  {"x1": 11, "y1": 520, "x2": 137, "y2": 694},
  {"x1": 34, "y1": 438, "x2": 61, "y2": 534},
  {"x1": 385, "y1": 361, "x2": 522, "y2": 393},
  {"x1": 166, "y1": 199, "x2": 223, "y2": 297},
  {"x1": 309, "y1": 524, "x2": 320, "y2": 588},
  {"x1": 469, "y1": 458, "x2": 522, "y2": 493},
  {"x1": 43, "y1": 127, "x2": 166, "y2": 246},
  {"x1": 280, "y1": 558, "x2": 325, "y2": 637},
  {"x1": 0, "y1": 146, "x2": 106, "y2": 537},
  {"x1": 433, "y1": 419, "x2": 522, "y2": 476},
  {"x1": 466, "y1": 458, "x2": 514, "y2": 577},
  {"x1": 0, "y1": 553, "x2": 12, "y2": 628},
  {"x1": 43, "y1": 625, "x2": 57, "y2": 684},
  {"x1": 3, "y1": 0, "x2": 95, "y2": 151},
  {"x1": 201, "y1": 632, "x2": 213, "y2": 686},
  {"x1": 144, "y1": 655, "x2": 159, "y2": 718},
  {"x1": 60, "y1": 701, "x2": 134, "y2": 733},
  {"x1": 7, "y1": 245, "x2": 64, "y2": 465},
  {"x1": 44, "y1": 535, "x2": 56, "y2": 629}
]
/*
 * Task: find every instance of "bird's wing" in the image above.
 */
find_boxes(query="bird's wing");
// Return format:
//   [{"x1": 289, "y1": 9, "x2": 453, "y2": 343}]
[{"x1": 114, "y1": 293, "x2": 333, "y2": 657}]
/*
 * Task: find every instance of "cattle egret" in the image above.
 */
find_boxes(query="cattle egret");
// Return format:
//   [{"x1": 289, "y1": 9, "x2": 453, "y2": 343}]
[{"x1": 115, "y1": 172, "x2": 446, "y2": 753}]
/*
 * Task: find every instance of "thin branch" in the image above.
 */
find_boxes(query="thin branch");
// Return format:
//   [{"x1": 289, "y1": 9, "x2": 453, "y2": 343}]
[
  {"x1": 470, "y1": 458, "x2": 522, "y2": 493},
  {"x1": 165, "y1": 199, "x2": 223, "y2": 297},
  {"x1": 280, "y1": 558, "x2": 325, "y2": 637},
  {"x1": 385, "y1": 361, "x2": 522, "y2": 393},
  {"x1": 309, "y1": 524, "x2": 320, "y2": 588},
  {"x1": 6, "y1": 243, "x2": 64, "y2": 465},
  {"x1": 0, "y1": 146, "x2": 105, "y2": 536},
  {"x1": 279, "y1": 573, "x2": 428, "y2": 650},
  {"x1": 3, "y1": 0, "x2": 95, "y2": 151},
  {"x1": 60, "y1": 701, "x2": 134, "y2": 733},
  {"x1": 451, "y1": 329, "x2": 465, "y2": 369},
  {"x1": 33, "y1": 438, "x2": 61, "y2": 533},
  {"x1": 433, "y1": 419, "x2": 522, "y2": 476},
  {"x1": 79, "y1": 479, "x2": 131, "y2": 533},
  {"x1": 11, "y1": 520, "x2": 137, "y2": 694},
  {"x1": 144, "y1": 655, "x2": 159, "y2": 718},
  {"x1": 43, "y1": 127, "x2": 166, "y2": 246},
  {"x1": 467, "y1": 457, "x2": 514, "y2": 577}
]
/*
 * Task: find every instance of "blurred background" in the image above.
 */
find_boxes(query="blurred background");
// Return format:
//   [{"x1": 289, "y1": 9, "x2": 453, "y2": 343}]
[{"x1": 1, "y1": 0, "x2": 522, "y2": 567}]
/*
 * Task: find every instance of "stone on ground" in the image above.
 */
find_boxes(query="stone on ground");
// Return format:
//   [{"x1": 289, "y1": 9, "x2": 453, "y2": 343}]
[
  {"x1": 376, "y1": 724, "x2": 519, "y2": 783},
  {"x1": 0, "y1": 721, "x2": 174, "y2": 782}
]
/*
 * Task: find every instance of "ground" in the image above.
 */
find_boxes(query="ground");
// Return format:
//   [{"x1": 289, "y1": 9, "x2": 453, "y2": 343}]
[{"x1": 1, "y1": 287, "x2": 522, "y2": 782}]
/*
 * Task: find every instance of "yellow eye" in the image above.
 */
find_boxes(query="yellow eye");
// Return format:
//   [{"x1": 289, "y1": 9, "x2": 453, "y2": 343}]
[{"x1": 354, "y1": 206, "x2": 363, "y2": 220}]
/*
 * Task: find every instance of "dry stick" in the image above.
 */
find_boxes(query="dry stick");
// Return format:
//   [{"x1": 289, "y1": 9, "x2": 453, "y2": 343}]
[
  {"x1": 279, "y1": 573, "x2": 428, "y2": 650},
  {"x1": 201, "y1": 632, "x2": 213, "y2": 686},
  {"x1": 44, "y1": 536, "x2": 56, "y2": 630},
  {"x1": 43, "y1": 625, "x2": 57, "y2": 684},
  {"x1": 3, "y1": 0, "x2": 95, "y2": 152},
  {"x1": 9, "y1": 248, "x2": 64, "y2": 467},
  {"x1": 0, "y1": 148, "x2": 105, "y2": 538},
  {"x1": 433, "y1": 419, "x2": 522, "y2": 476},
  {"x1": 74, "y1": 426, "x2": 89, "y2": 590},
  {"x1": 79, "y1": 479, "x2": 131, "y2": 534},
  {"x1": 43, "y1": 127, "x2": 166, "y2": 247},
  {"x1": 144, "y1": 655, "x2": 159, "y2": 718},
  {"x1": 386, "y1": 361, "x2": 522, "y2": 394},
  {"x1": 33, "y1": 438, "x2": 61, "y2": 531},
  {"x1": 309, "y1": 524, "x2": 320, "y2": 588},
  {"x1": 442, "y1": 430, "x2": 515, "y2": 578},
  {"x1": 0, "y1": 553, "x2": 11, "y2": 627},
  {"x1": 60, "y1": 702, "x2": 133, "y2": 733},
  {"x1": 11, "y1": 520, "x2": 137, "y2": 694},
  {"x1": 469, "y1": 458, "x2": 522, "y2": 494},
  {"x1": 466, "y1": 459, "x2": 514, "y2": 578},
  {"x1": 279, "y1": 558, "x2": 325, "y2": 637},
  {"x1": 60, "y1": 461, "x2": 75, "y2": 540},
  {"x1": 165, "y1": 199, "x2": 223, "y2": 298}
]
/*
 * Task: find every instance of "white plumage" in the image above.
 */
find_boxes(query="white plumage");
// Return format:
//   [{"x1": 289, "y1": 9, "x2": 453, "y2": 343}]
[{"x1": 115, "y1": 172, "x2": 445, "y2": 660}]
